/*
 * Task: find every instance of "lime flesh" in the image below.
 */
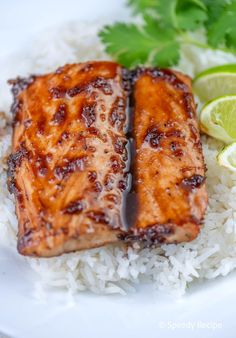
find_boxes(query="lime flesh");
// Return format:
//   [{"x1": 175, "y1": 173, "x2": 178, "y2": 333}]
[
  {"x1": 217, "y1": 142, "x2": 236, "y2": 172},
  {"x1": 200, "y1": 95, "x2": 236, "y2": 143},
  {"x1": 193, "y1": 64, "x2": 236, "y2": 102}
]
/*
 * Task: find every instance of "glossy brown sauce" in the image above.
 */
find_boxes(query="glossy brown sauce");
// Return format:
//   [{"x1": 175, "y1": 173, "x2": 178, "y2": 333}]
[
  {"x1": 8, "y1": 62, "x2": 208, "y2": 256},
  {"x1": 8, "y1": 66, "x2": 205, "y2": 231},
  {"x1": 120, "y1": 89, "x2": 138, "y2": 229},
  {"x1": 119, "y1": 67, "x2": 201, "y2": 231}
]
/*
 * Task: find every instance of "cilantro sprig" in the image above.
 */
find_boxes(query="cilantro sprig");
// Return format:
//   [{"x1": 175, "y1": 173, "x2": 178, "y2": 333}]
[{"x1": 99, "y1": 0, "x2": 236, "y2": 68}]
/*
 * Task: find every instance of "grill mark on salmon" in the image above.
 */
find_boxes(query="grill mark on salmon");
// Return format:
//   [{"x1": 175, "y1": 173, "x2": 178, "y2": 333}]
[
  {"x1": 8, "y1": 61, "x2": 130, "y2": 257},
  {"x1": 120, "y1": 68, "x2": 208, "y2": 244},
  {"x1": 8, "y1": 62, "x2": 208, "y2": 257}
]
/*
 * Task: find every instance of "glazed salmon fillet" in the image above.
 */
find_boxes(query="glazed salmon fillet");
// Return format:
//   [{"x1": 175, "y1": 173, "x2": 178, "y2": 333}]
[
  {"x1": 8, "y1": 62, "x2": 129, "y2": 257},
  {"x1": 8, "y1": 62, "x2": 208, "y2": 257},
  {"x1": 121, "y1": 68, "x2": 208, "y2": 244}
]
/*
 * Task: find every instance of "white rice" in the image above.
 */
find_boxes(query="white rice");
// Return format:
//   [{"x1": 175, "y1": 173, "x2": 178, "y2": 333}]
[{"x1": 1, "y1": 21, "x2": 236, "y2": 296}]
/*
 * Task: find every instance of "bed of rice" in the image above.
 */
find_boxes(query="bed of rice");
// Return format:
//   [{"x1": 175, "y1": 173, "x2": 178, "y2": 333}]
[{"x1": 1, "y1": 21, "x2": 236, "y2": 296}]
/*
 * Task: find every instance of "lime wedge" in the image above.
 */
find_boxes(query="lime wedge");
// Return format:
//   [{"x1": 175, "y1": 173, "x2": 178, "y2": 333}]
[
  {"x1": 217, "y1": 142, "x2": 236, "y2": 172},
  {"x1": 200, "y1": 95, "x2": 236, "y2": 143},
  {"x1": 193, "y1": 64, "x2": 236, "y2": 102}
]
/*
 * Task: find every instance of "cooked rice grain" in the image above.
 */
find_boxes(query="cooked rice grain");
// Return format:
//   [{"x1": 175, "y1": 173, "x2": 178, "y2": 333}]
[{"x1": 1, "y1": 21, "x2": 236, "y2": 295}]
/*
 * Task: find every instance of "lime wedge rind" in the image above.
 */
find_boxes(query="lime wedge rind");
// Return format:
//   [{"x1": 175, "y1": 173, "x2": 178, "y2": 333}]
[
  {"x1": 217, "y1": 142, "x2": 236, "y2": 172},
  {"x1": 193, "y1": 64, "x2": 236, "y2": 82},
  {"x1": 200, "y1": 95, "x2": 236, "y2": 144},
  {"x1": 195, "y1": 64, "x2": 236, "y2": 172},
  {"x1": 193, "y1": 64, "x2": 236, "y2": 103}
]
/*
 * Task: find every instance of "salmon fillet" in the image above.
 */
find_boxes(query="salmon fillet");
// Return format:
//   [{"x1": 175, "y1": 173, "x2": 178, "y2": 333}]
[
  {"x1": 120, "y1": 68, "x2": 208, "y2": 244},
  {"x1": 8, "y1": 62, "x2": 208, "y2": 257},
  {"x1": 8, "y1": 62, "x2": 129, "y2": 257}
]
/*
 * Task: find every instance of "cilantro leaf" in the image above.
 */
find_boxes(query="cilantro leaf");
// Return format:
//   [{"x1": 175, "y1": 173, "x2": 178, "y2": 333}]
[
  {"x1": 128, "y1": 0, "x2": 207, "y2": 30},
  {"x1": 99, "y1": 0, "x2": 236, "y2": 69},
  {"x1": 155, "y1": 0, "x2": 207, "y2": 30},
  {"x1": 99, "y1": 19, "x2": 180, "y2": 68},
  {"x1": 99, "y1": 23, "x2": 154, "y2": 67},
  {"x1": 207, "y1": 1, "x2": 236, "y2": 52},
  {"x1": 127, "y1": 0, "x2": 157, "y2": 14},
  {"x1": 144, "y1": 16, "x2": 180, "y2": 66},
  {"x1": 176, "y1": 0, "x2": 207, "y2": 30},
  {"x1": 203, "y1": 0, "x2": 228, "y2": 26}
]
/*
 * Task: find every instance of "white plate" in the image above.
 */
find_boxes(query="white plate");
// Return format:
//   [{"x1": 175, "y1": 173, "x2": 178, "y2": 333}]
[
  {"x1": 0, "y1": 1, "x2": 236, "y2": 337},
  {"x1": 1, "y1": 242, "x2": 236, "y2": 338}
]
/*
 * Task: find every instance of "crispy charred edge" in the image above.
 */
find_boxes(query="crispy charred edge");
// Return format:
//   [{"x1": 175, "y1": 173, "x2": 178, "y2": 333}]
[
  {"x1": 17, "y1": 229, "x2": 34, "y2": 255},
  {"x1": 17, "y1": 228, "x2": 50, "y2": 257},
  {"x1": 10, "y1": 65, "x2": 205, "y2": 238},
  {"x1": 7, "y1": 143, "x2": 29, "y2": 194},
  {"x1": 17, "y1": 223, "x2": 62, "y2": 256},
  {"x1": 118, "y1": 174, "x2": 207, "y2": 243},
  {"x1": 118, "y1": 223, "x2": 175, "y2": 246},
  {"x1": 17, "y1": 209, "x2": 120, "y2": 257},
  {"x1": 121, "y1": 66, "x2": 197, "y2": 211},
  {"x1": 122, "y1": 68, "x2": 198, "y2": 139},
  {"x1": 17, "y1": 225, "x2": 121, "y2": 257},
  {"x1": 50, "y1": 63, "x2": 129, "y2": 99},
  {"x1": 8, "y1": 76, "x2": 36, "y2": 97},
  {"x1": 8, "y1": 76, "x2": 36, "y2": 125},
  {"x1": 117, "y1": 217, "x2": 204, "y2": 246},
  {"x1": 181, "y1": 174, "x2": 206, "y2": 191},
  {"x1": 122, "y1": 67, "x2": 191, "y2": 92},
  {"x1": 122, "y1": 66, "x2": 195, "y2": 120}
]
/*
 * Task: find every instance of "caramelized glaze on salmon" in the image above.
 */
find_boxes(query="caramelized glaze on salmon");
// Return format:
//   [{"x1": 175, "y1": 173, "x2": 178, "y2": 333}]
[
  {"x1": 8, "y1": 62, "x2": 129, "y2": 257},
  {"x1": 120, "y1": 68, "x2": 208, "y2": 244},
  {"x1": 8, "y1": 62, "x2": 208, "y2": 257}
]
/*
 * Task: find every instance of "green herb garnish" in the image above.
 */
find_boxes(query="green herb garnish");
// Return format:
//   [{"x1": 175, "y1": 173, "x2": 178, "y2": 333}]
[{"x1": 99, "y1": 0, "x2": 236, "y2": 68}]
